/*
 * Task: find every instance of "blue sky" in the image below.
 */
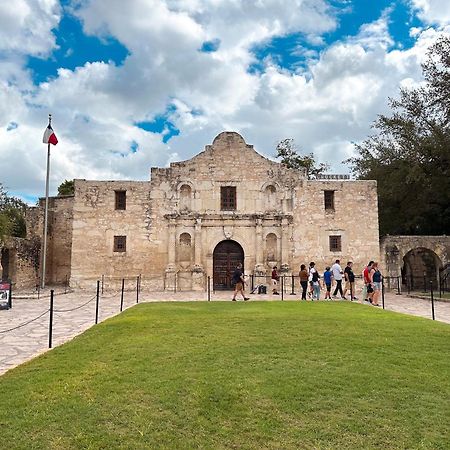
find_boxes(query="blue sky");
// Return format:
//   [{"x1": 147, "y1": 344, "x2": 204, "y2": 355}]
[{"x1": 1, "y1": 0, "x2": 449, "y2": 202}]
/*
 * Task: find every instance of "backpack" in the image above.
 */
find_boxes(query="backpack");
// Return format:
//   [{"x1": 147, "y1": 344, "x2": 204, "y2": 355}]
[{"x1": 312, "y1": 270, "x2": 319, "y2": 282}]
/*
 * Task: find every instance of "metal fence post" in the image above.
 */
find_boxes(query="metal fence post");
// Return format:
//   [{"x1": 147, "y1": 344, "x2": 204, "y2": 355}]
[
  {"x1": 281, "y1": 276, "x2": 284, "y2": 301},
  {"x1": 120, "y1": 278, "x2": 125, "y2": 312},
  {"x1": 430, "y1": 281, "x2": 435, "y2": 321},
  {"x1": 49, "y1": 289, "x2": 54, "y2": 348},
  {"x1": 95, "y1": 280, "x2": 100, "y2": 324},
  {"x1": 381, "y1": 278, "x2": 385, "y2": 310},
  {"x1": 101, "y1": 274, "x2": 104, "y2": 295},
  {"x1": 207, "y1": 276, "x2": 211, "y2": 301},
  {"x1": 396, "y1": 276, "x2": 401, "y2": 295},
  {"x1": 251, "y1": 274, "x2": 254, "y2": 293},
  {"x1": 290, "y1": 274, "x2": 296, "y2": 295},
  {"x1": 136, "y1": 276, "x2": 139, "y2": 304}
]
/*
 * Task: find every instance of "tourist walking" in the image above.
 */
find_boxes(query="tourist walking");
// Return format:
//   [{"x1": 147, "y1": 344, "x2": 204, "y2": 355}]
[
  {"x1": 362, "y1": 261, "x2": 374, "y2": 303},
  {"x1": 343, "y1": 261, "x2": 356, "y2": 300},
  {"x1": 323, "y1": 266, "x2": 332, "y2": 300},
  {"x1": 231, "y1": 263, "x2": 249, "y2": 301},
  {"x1": 370, "y1": 262, "x2": 382, "y2": 306},
  {"x1": 299, "y1": 264, "x2": 309, "y2": 300},
  {"x1": 309, "y1": 262, "x2": 320, "y2": 300},
  {"x1": 271, "y1": 266, "x2": 280, "y2": 295},
  {"x1": 308, "y1": 261, "x2": 315, "y2": 298},
  {"x1": 332, "y1": 259, "x2": 345, "y2": 299}
]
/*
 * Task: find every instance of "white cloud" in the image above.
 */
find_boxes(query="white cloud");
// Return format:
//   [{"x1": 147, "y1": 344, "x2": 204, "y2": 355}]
[
  {"x1": 0, "y1": 0, "x2": 61, "y2": 56},
  {"x1": 411, "y1": 0, "x2": 450, "y2": 25}
]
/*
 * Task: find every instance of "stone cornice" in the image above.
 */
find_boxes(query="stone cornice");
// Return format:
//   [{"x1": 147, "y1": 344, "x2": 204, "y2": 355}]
[{"x1": 164, "y1": 212, "x2": 293, "y2": 222}]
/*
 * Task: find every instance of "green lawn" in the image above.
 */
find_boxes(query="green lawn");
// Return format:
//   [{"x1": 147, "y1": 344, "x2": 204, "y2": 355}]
[{"x1": 1, "y1": 302, "x2": 449, "y2": 450}]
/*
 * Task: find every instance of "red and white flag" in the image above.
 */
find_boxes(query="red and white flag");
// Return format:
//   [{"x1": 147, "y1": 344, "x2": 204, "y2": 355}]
[{"x1": 43, "y1": 124, "x2": 58, "y2": 145}]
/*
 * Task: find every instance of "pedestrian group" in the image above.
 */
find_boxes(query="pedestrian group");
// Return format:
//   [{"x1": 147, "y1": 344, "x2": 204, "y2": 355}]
[{"x1": 231, "y1": 260, "x2": 383, "y2": 306}]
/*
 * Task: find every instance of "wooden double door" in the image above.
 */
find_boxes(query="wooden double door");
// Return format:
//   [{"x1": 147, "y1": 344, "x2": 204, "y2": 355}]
[{"x1": 213, "y1": 240, "x2": 244, "y2": 290}]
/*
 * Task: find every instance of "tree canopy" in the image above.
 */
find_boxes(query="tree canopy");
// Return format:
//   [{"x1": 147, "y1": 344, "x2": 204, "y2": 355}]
[
  {"x1": 347, "y1": 36, "x2": 450, "y2": 236},
  {"x1": 0, "y1": 184, "x2": 27, "y2": 243},
  {"x1": 57, "y1": 179, "x2": 75, "y2": 196},
  {"x1": 276, "y1": 138, "x2": 328, "y2": 179}
]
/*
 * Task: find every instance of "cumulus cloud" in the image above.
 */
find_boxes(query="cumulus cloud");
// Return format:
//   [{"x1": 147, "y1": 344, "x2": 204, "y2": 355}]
[
  {"x1": 410, "y1": 0, "x2": 450, "y2": 25},
  {"x1": 0, "y1": 0, "x2": 61, "y2": 56}
]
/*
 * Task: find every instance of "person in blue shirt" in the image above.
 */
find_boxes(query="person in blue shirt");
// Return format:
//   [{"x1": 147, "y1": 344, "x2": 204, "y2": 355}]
[{"x1": 323, "y1": 267, "x2": 333, "y2": 300}]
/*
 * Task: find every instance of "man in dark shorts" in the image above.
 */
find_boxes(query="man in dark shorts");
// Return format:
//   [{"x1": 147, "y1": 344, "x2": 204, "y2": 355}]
[
  {"x1": 232, "y1": 263, "x2": 249, "y2": 301},
  {"x1": 343, "y1": 261, "x2": 356, "y2": 300}
]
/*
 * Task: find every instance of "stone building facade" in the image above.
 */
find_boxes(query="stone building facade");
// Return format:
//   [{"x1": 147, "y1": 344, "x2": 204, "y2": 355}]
[
  {"x1": 23, "y1": 132, "x2": 381, "y2": 290},
  {"x1": 62, "y1": 132, "x2": 380, "y2": 289}
]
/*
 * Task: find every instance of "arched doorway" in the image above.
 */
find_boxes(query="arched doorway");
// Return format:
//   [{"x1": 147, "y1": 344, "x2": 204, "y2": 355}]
[
  {"x1": 402, "y1": 247, "x2": 442, "y2": 289},
  {"x1": 213, "y1": 240, "x2": 244, "y2": 290}
]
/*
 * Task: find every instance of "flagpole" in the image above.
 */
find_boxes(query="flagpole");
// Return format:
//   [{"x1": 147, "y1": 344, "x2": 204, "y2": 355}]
[{"x1": 41, "y1": 114, "x2": 52, "y2": 289}]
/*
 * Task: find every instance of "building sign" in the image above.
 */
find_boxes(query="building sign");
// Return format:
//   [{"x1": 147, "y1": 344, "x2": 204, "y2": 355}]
[
  {"x1": 316, "y1": 174, "x2": 350, "y2": 180},
  {"x1": 0, "y1": 282, "x2": 10, "y2": 308}
]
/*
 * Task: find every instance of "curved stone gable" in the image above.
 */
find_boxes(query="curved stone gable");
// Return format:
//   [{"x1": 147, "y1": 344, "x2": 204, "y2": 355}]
[{"x1": 153, "y1": 131, "x2": 307, "y2": 185}]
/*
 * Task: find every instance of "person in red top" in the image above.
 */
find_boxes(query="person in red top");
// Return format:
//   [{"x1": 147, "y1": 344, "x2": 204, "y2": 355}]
[
  {"x1": 362, "y1": 261, "x2": 374, "y2": 303},
  {"x1": 271, "y1": 266, "x2": 280, "y2": 295}
]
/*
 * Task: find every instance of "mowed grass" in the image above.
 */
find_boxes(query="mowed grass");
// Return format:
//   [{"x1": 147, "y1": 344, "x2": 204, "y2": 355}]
[{"x1": 1, "y1": 302, "x2": 450, "y2": 450}]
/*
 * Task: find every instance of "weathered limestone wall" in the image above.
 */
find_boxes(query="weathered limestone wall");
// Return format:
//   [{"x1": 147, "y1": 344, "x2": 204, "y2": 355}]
[
  {"x1": 1, "y1": 237, "x2": 40, "y2": 289},
  {"x1": 292, "y1": 180, "x2": 380, "y2": 275},
  {"x1": 70, "y1": 180, "x2": 164, "y2": 289},
  {"x1": 44, "y1": 196, "x2": 74, "y2": 285}
]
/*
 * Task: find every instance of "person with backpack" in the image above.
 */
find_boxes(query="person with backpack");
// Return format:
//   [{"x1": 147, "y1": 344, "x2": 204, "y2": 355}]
[
  {"x1": 231, "y1": 263, "x2": 249, "y2": 301},
  {"x1": 309, "y1": 262, "x2": 321, "y2": 300},
  {"x1": 362, "y1": 261, "x2": 374, "y2": 304},
  {"x1": 343, "y1": 261, "x2": 356, "y2": 300},
  {"x1": 308, "y1": 261, "x2": 315, "y2": 299}
]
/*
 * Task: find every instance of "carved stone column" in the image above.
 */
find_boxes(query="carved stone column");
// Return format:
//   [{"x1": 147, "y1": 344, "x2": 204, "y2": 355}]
[
  {"x1": 165, "y1": 219, "x2": 177, "y2": 290},
  {"x1": 192, "y1": 217, "x2": 204, "y2": 291},
  {"x1": 194, "y1": 217, "x2": 202, "y2": 268},
  {"x1": 280, "y1": 216, "x2": 290, "y2": 273},
  {"x1": 254, "y1": 216, "x2": 265, "y2": 275}
]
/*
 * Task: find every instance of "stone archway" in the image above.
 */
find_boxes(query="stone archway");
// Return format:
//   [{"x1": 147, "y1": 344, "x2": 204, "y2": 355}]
[
  {"x1": 402, "y1": 247, "x2": 442, "y2": 289},
  {"x1": 213, "y1": 240, "x2": 244, "y2": 290}
]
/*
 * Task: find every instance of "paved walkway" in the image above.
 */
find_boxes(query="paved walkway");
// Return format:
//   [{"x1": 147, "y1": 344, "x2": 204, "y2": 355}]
[{"x1": 0, "y1": 288, "x2": 449, "y2": 376}]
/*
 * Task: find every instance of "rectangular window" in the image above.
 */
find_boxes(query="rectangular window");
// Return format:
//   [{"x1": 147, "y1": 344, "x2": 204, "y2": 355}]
[
  {"x1": 221, "y1": 186, "x2": 236, "y2": 211},
  {"x1": 113, "y1": 235, "x2": 126, "y2": 252},
  {"x1": 115, "y1": 190, "x2": 126, "y2": 210},
  {"x1": 324, "y1": 190, "x2": 335, "y2": 210},
  {"x1": 329, "y1": 235, "x2": 342, "y2": 252}
]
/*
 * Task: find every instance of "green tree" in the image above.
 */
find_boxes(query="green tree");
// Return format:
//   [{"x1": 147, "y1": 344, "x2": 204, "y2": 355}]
[
  {"x1": 57, "y1": 179, "x2": 75, "y2": 196},
  {"x1": 276, "y1": 138, "x2": 328, "y2": 179},
  {"x1": 0, "y1": 184, "x2": 27, "y2": 242},
  {"x1": 347, "y1": 36, "x2": 450, "y2": 236}
]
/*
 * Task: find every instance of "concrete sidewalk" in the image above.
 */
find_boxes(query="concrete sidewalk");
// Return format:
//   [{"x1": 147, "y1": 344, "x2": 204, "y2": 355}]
[{"x1": 0, "y1": 288, "x2": 449, "y2": 376}]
